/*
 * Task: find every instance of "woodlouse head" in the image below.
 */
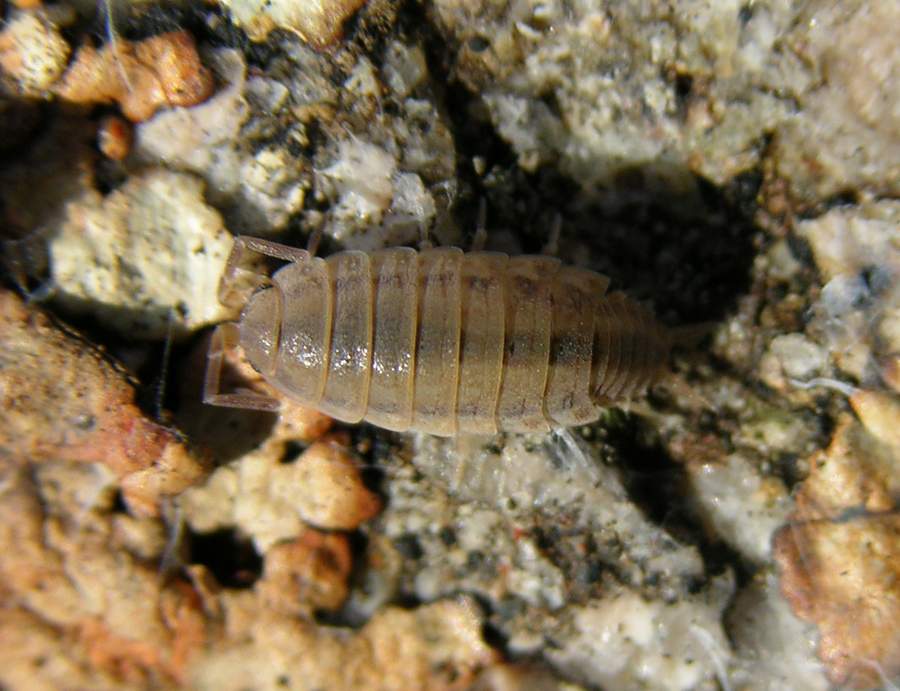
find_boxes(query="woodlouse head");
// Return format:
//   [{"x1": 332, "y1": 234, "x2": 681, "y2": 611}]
[{"x1": 240, "y1": 286, "x2": 281, "y2": 377}]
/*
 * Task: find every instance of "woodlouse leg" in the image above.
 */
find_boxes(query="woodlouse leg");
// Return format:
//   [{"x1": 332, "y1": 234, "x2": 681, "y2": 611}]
[
  {"x1": 418, "y1": 225, "x2": 434, "y2": 250},
  {"x1": 305, "y1": 229, "x2": 323, "y2": 256},
  {"x1": 540, "y1": 214, "x2": 561, "y2": 256},
  {"x1": 203, "y1": 322, "x2": 281, "y2": 411},
  {"x1": 470, "y1": 198, "x2": 488, "y2": 251},
  {"x1": 219, "y1": 235, "x2": 311, "y2": 308}
]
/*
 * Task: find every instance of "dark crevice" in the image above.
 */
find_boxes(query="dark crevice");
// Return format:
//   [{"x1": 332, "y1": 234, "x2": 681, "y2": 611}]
[
  {"x1": 279, "y1": 440, "x2": 307, "y2": 464},
  {"x1": 188, "y1": 527, "x2": 263, "y2": 588},
  {"x1": 605, "y1": 413, "x2": 754, "y2": 587},
  {"x1": 316, "y1": 530, "x2": 380, "y2": 628}
]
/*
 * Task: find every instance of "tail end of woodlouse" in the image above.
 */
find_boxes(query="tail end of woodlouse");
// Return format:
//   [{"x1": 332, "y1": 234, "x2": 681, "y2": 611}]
[{"x1": 667, "y1": 322, "x2": 717, "y2": 351}]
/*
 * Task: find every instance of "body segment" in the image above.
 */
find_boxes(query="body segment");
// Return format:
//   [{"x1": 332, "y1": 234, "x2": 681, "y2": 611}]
[{"x1": 214, "y1": 241, "x2": 672, "y2": 436}]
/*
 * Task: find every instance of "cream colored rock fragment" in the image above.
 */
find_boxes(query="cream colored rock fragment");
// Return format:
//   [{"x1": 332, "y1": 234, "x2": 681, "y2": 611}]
[
  {"x1": 774, "y1": 1, "x2": 900, "y2": 200},
  {"x1": 134, "y1": 49, "x2": 307, "y2": 234},
  {"x1": 849, "y1": 389, "x2": 900, "y2": 452},
  {"x1": 50, "y1": 168, "x2": 236, "y2": 340},
  {"x1": 470, "y1": 663, "x2": 582, "y2": 691},
  {"x1": 220, "y1": 0, "x2": 367, "y2": 47},
  {"x1": 727, "y1": 574, "x2": 829, "y2": 690},
  {"x1": 688, "y1": 453, "x2": 791, "y2": 563},
  {"x1": 134, "y1": 49, "x2": 249, "y2": 190},
  {"x1": 794, "y1": 414, "x2": 899, "y2": 521},
  {"x1": 797, "y1": 201, "x2": 900, "y2": 283},
  {"x1": 759, "y1": 333, "x2": 827, "y2": 392},
  {"x1": 273, "y1": 441, "x2": 382, "y2": 530},
  {"x1": 799, "y1": 201, "x2": 900, "y2": 382},
  {"x1": 0, "y1": 11, "x2": 70, "y2": 96},
  {"x1": 316, "y1": 138, "x2": 398, "y2": 238},
  {"x1": 546, "y1": 579, "x2": 734, "y2": 691},
  {"x1": 182, "y1": 439, "x2": 379, "y2": 551},
  {"x1": 189, "y1": 596, "x2": 497, "y2": 690}
]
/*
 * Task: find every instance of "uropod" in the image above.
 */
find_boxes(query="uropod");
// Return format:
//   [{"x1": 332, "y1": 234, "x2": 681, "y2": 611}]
[{"x1": 204, "y1": 236, "x2": 673, "y2": 436}]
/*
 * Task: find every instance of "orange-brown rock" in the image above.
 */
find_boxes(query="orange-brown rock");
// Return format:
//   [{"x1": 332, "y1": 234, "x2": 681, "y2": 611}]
[
  {"x1": 794, "y1": 414, "x2": 899, "y2": 521},
  {"x1": 774, "y1": 513, "x2": 900, "y2": 688},
  {"x1": 775, "y1": 412, "x2": 900, "y2": 688},
  {"x1": 55, "y1": 30, "x2": 213, "y2": 122},
  {"x1": 0, "y1": 467, "x2": 208, "y2": 687},
  {"x1": 257, "y1": 530, "x2": 353, "y2": 615},
  {"x1": 0, "y1": 289, "x2": 209, "y2": 516},
  {"x1": 97, "y1": 114, "x2": 133, "y2": 161},
  {"x1": 284, "y1": 440, "x2": 383, "y2": 531}
]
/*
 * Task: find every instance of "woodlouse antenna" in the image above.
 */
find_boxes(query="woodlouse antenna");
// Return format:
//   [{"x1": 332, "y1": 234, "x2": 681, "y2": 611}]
[
  {"x1": 218, "y1": 236, "x2": 310, "y2": 309},
  {"x1": 158, "y1": 497, "x2": 186, "y2": 578},
  {"x1": 306, "y1": 229, "x2": 323, "y2": 257}
]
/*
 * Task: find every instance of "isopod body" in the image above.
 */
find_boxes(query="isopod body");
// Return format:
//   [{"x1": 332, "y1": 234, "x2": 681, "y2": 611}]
[{"x1": 213, "y1": 241, "x2": 672, "y2": 436}]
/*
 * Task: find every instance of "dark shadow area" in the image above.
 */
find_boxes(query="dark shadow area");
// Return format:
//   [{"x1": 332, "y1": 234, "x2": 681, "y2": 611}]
[
  {"x1": 162, "y1": 329, "x2": 279, "y2": 464},
  {"x1": 603, "y1": 412, "x2": 752, "y2": 587},
  {"x1": 315, "y1": 530, "x2": 376, "y2": 628},
  {"x1": 448, "y1": 135, "x2": 759, "y2": 327},
  {"x1": 188, "y1": 527, "x2": 263, "y2": 588},
  {"x1": 340, "y1": 421, "x2": 397, "y2": 498}
]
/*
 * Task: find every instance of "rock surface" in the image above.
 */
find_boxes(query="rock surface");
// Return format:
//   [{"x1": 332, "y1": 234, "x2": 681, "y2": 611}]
[{"x1": 1, "y1": 0, "x2": 897, "y2": 688}]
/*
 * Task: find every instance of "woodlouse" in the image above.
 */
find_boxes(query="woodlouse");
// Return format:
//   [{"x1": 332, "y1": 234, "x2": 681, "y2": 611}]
[{"x1": 204, "y1": 236, "x2": 672, "y2": 436}]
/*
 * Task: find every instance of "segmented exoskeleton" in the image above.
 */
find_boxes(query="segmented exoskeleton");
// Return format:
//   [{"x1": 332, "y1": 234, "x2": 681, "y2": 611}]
[{"x1": 204, "y1": 237, "x2": 671, "y2": 436}]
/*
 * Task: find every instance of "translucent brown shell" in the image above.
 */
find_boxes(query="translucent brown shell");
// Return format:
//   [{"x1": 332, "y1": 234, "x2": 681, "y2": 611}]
[{"x1": 205, "y1": 239, "x2": 672, "y2": 436}]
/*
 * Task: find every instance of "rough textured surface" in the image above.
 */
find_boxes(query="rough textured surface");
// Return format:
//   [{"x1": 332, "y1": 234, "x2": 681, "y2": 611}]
[
  {"x1": 2, "y1": 0, "x2": 898, "y2": 688},
  {"x1": 0, "y1": 466, "x2": 206, "y2": 687},
  {"x1": 428, "y1": 0, "x2": 899, "y2": 205},
  {"x1": 0, "y1": 463, "x2": 495, "y2": 690},
  {"x1": 546, "y1": 579, "x2": 733, "y2": 691},
  {"x1": 133, "y1": 48, "x2": 308, "y2": 234},
  {"x1": 49, "y1": 168, "x2": 236, "y2": 340},
  {"x1": 219, "y1": 0, "x2": 368, "y2": 47},
  {"x1": 189, "y1": 595, "x2": 497, "y2": 690},
  {"x1": 772, "y1": 407, "x2": 900, "y2": 688},
  {"x1": 0, "y1": 290, "x2": 209, "y2": 517},
  {"x1": 0, "y1": 10, "x2": 70, "y2": 97},
  {"x1": 797, "y1": 201, "x2": 900, "y2": 384},
  {"x1": 55, "y1": 30, "x2": 214, "y2": 122},
  {"x1": 775, "y1": 512, "x2": 900, "y2": 689},
  {"x1": 181, "y1": 438, "x2": 381, "y2": 550}
]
